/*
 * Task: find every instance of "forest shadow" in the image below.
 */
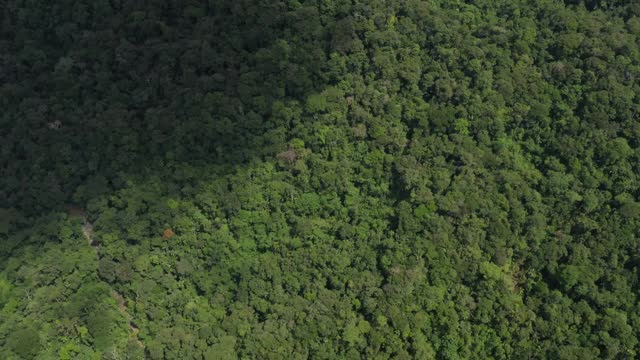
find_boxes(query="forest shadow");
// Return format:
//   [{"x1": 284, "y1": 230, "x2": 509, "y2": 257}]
[{"x1": 1, "y1": 0, "x2": 321, "y2": 226}]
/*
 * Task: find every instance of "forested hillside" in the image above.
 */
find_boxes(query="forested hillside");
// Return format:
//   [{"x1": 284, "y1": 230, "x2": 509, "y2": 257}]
[{"x1": 2, "y1": 0, "x2": 640, "y2": 358}]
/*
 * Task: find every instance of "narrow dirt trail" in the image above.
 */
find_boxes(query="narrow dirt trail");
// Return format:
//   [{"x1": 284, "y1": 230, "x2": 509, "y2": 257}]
[{"x1": 81, "y1": 217, "x2": 144, "y2": 349}]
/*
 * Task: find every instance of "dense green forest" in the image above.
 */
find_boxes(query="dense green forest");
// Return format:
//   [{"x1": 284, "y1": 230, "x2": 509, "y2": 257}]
[{"x1": 2, "y1": 0, "x2": 640, "y2": 358}]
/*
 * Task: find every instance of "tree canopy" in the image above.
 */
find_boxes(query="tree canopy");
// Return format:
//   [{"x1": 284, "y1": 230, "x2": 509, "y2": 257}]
[{"x1": 2, "y1": 0, "x2": 640, "y2": 359}]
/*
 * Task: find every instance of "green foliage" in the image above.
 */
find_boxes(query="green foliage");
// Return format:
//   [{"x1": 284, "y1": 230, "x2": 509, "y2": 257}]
[
  {"x1": 2, "y1": 0, "x2": 640, "y2": 359},
  {"x1": 7, "y1": 326, "x2": 41, "y2": 359}
]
